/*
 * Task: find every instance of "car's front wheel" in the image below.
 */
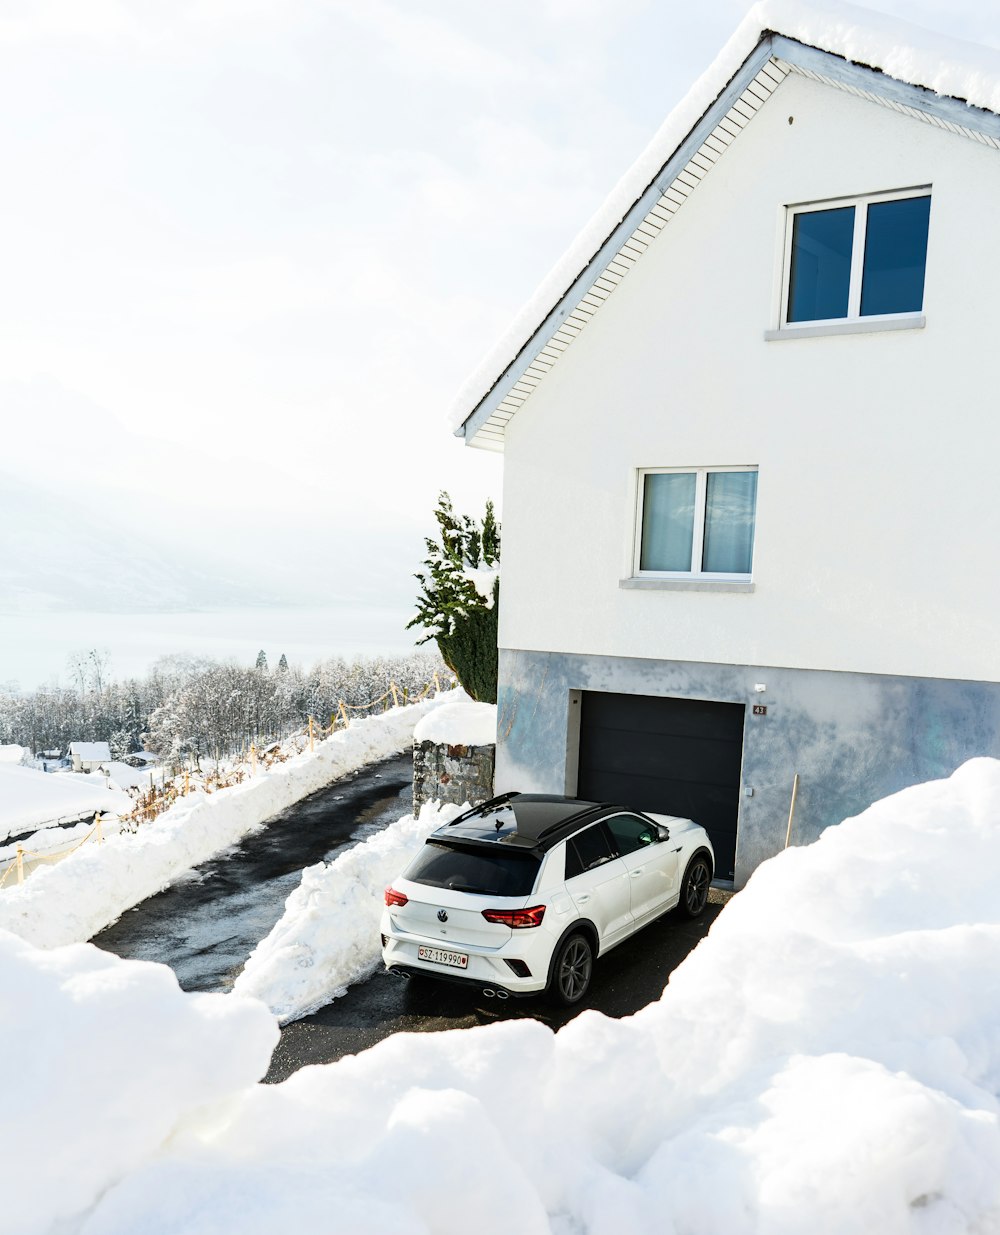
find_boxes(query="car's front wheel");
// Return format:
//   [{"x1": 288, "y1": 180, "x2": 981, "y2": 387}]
[
  {"x1": 550, "y1": 932, "x2": 593, "y2": 1006},
  {"x1": 679, "y1": 853, "x2": 712, "y2": 918}
]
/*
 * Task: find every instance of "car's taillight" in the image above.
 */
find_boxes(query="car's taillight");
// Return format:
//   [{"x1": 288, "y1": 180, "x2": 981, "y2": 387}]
[
  {"x1": 482, "y1": 905, "x2": 546, "y2": 928},
  {"x1": 385, "y1": 887, "x2": 408, "y2": 907}
]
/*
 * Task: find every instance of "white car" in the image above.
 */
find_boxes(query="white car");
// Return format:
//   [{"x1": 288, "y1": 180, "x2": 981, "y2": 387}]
[{"x1": 381, "y1": 791, "x2": 714, "y2": 1005}]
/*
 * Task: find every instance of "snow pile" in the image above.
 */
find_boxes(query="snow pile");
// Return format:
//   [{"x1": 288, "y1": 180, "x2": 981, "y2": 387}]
[
  {"x1": 0, "y1": 763, "x2": 131, "y2": 841},
  {"x1": 413, "y1": 699, "x2": 497, "y2": 747},
  {"x1": 0, "y1": 929, "x2": 277, "y2": 1235},
  {"x1": 17, "y1": 758, "x2": 1000, "y2": 1234},
  {"x1": 0, "y1": 743, "x2": 25, "y2": 763},
  {"x1": 234, "y1": 801, "x2": 463, "y2": 1022},
  {"x1": 449, "y1": 0, "x2": 1000, "y2": 432},
  {"x1": 0, "y1": 697, "x2": 449, "y2": 949}
]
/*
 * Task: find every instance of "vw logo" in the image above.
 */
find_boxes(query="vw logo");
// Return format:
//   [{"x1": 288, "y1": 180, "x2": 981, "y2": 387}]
[{"x1": 437, "y1": 909, "x2": 448, "y2": 923}]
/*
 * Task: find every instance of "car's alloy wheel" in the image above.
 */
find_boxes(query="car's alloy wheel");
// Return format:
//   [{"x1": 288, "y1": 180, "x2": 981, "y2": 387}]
[
  {"x1": 680, "y1": 855, "x2": 712, "y2": 918},
  {"x1": 552, "y1": 933, "x2": 593, "y2": 1006}
]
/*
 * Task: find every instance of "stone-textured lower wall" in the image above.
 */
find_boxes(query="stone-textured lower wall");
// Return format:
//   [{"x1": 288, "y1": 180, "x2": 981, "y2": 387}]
[
  {"x1": 495, "y1": 647, "x2": 1000, "y2": 888},
  {"x1": 413, "y1": 741, "x2": 496, "y2": 812}
]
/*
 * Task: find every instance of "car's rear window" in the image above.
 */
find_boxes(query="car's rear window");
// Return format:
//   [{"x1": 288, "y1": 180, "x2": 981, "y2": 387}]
[{"x1": 405, "y1": 842, "x2": 540, "y2": 897}]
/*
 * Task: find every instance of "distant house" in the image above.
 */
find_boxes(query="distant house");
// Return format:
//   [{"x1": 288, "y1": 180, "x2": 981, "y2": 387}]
[
  {"x1": 69, "y1": 742, "x2": 112, "y2": 773},
  {"x1": 449, "y1": 6, "x2": 1000, "y2": 886}
]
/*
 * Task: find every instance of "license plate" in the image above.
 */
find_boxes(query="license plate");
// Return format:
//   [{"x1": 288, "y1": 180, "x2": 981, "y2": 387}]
[{"x1": 418, "y1": 945, "x2": 469, "y2": 969}]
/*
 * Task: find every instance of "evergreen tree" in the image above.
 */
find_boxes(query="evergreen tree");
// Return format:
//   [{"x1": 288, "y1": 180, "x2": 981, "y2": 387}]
[
  {"x1": 255, "y1": 650, "x2": 268, "y2": 671},
  {"x1": 408, "y1": 492, "x2": 500, "y2": 702},
  {"x1": 277, "y1": 653, "x2": 289, "y2": 673}
]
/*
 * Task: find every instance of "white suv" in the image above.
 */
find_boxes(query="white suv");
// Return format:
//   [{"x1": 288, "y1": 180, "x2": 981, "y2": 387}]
[{"x1": 381, "y1": 792, "x2": 714, "y2": 1005}]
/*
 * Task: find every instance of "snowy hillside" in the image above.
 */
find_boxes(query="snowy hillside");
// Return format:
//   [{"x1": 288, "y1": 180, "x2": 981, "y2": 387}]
[{"x1": 7, "y1": 757, "x2": 1000, "y2": 1234}]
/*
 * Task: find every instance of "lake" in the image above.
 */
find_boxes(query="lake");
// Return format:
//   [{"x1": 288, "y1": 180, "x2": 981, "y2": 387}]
[{"x1": 0, "y1": 605, "x2": 420, "y2": 689}]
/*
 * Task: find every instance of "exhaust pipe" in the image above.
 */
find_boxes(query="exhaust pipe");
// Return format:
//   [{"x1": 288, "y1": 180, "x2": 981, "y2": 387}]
[
  {"x1": 495, "y1": 989, "x2": 509, "y2": 1000},
  {"x1": 483, "y1": 988, "x2": 496, "y2": 998}
]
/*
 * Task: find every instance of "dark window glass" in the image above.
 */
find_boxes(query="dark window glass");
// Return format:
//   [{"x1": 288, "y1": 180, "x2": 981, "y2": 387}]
[
  {"x1": 860, "y1": 195, "x2": 930, "y2": 316},
  {"x1": 787, "y1": 206, "x2": 854, "y2": 322},
  {"x1": 604, "y1": 814, "x2": 658, "y2": 857},
  {"x1": 702, "y1": 471, "x2": 757, "y2": 575},
  {"x1": 405, "y1": 842, "x2": 539, "y2": 897},
  {"x1": 566, "y1": 825, "x2": 615, "y2": 879}
]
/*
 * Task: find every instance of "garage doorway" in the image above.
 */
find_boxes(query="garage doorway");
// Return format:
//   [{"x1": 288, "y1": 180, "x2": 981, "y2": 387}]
[{"x1": 576, "y1": 691, "x2": 745, "y2": 882}]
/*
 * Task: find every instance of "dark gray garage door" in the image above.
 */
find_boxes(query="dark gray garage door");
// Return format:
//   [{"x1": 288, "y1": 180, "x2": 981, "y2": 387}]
[{"x1": 577, "y1": 691, "x2": 745, "y2": 882}]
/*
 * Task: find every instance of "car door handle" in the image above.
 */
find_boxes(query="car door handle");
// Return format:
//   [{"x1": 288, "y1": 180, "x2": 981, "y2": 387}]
[
  {"x1": 576, "y1": 893, "x2": 591, "y2": 904},
  {"x1": 629, "y1": 869, "x2": 644, "y2": 877}
]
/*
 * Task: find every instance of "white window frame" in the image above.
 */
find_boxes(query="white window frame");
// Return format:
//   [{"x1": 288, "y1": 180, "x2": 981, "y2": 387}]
[
  {"x1": 633, "y1": 465, "x2": 758, "y2": 582},
  {"x1": 778, "y1": 186, "x2": 931, "y2": 331}
]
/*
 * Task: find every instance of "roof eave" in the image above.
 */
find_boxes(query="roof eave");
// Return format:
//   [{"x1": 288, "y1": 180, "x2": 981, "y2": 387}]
[{"x1": 456, "y1": 31, "x2": 1000, "y2": 452}]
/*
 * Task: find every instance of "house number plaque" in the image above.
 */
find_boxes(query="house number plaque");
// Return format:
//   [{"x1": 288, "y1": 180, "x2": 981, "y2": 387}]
[{"x1": 752, "y1": 704, "x2": 767, "y2": 716}]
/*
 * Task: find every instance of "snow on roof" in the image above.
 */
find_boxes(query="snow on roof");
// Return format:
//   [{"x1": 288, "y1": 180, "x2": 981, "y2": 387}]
[
  {"x1": 0, "y1": 764, "x2": 130, "y2": 840},
  {"x1": 448, "y1": 0, "x2": 1000, "y2": 437},
  {"x1": 69, "y1": 742, "x2": 112, "y2": 761},
  {"x1": 0, "y1": 744, "x2": 25, "y2": 764}
]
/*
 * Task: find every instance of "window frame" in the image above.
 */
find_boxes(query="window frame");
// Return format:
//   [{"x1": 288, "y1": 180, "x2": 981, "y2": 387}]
[
  {"x1": 633, "y1": 464, "x2": 759, "y2": 583},
  {"x1": 778, "y1": 186, "x2": 932, "y2": 332}
]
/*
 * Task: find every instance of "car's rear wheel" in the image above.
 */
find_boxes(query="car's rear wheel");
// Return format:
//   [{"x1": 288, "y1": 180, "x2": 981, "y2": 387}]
[
  {"x1": 550, "y1": 932, "x2": 593, "y2": 1006},
  {"x1": 679, "y1": 853, "x2": 712, "y2": 918}
]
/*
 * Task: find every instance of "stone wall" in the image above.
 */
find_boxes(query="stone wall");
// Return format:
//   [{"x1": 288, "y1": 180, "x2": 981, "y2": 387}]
[{"x1": 412, "y1": 740, "x2": 496, "y2": 812}]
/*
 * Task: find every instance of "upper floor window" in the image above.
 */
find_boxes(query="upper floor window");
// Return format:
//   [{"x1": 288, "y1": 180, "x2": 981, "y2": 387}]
[
  {"x1": 783, "y1": 189, "x2": 931, "y2": 326},
  {"x1": 636, "y1": 466, "x2": 758, "y2": 580}
]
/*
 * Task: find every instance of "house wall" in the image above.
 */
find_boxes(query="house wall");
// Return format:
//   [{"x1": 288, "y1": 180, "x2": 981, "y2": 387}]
[
  {"x1": 498, "y1": 72, "x2": 1000, "y2": 685},
  {"x1": 495, "y1": 648, "x2": 1000, "y2": 887}
]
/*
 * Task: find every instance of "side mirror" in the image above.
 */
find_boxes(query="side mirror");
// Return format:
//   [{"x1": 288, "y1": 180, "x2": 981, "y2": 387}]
[{"x1": 656, "y1": 823, "x2": 671, "y2": 843}]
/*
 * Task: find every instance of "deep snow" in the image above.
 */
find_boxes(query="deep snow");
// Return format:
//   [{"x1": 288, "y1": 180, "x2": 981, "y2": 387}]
[
  {"x1": 8, "y1": 757, "x2": 1000, "y2": 1234},
  {"x1": 0, "y1": 695, "x2": 452, "y2": 948},
  {"x1": 0, "y1": 763, "x2": 131, "y2": 841},
  {"x1": 233, "y1": 801, "x2": 464, "y2": 1022}
]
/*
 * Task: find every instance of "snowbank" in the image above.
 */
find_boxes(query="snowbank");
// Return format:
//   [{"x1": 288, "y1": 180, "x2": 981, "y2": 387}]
[
  {"x1": 0, "y1": 696, "x2": 450, "y2": 948},
  {"x1": 234, "y1": 801, "x2": 463, "y2": 1022},
  {"x1": 0, "y1": 763, "x2": 131, "y2": 841},
  {"x1": 0, "y1": 743, "x2": 25, "y2": 763},
  {"x1": 0, "y1": 930, "x2": 277, "y2": 1235},
  {"x1": 412, "y1": 700, "x2": 497, "y2": 747},
  {"x1": 14, "y1": 757, "x2": 1000, "y2": 1233}
]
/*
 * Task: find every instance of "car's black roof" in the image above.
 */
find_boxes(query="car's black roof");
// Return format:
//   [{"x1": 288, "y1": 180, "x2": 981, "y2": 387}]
[{"x1": 432, "y1": 792, "x2": 618, "y2": 853}]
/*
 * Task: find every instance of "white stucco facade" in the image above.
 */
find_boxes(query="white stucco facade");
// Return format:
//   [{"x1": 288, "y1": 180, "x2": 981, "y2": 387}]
[{"x1": 498, "y1": 71, "x2": 1000, "y2": 685}]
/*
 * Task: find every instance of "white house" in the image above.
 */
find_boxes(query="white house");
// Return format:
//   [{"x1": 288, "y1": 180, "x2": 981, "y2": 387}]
[
  {"x1": 449, "y1": 0, "x2": 1000, "y2": 886},
  {"x1": 69, "y1": 742, "x2": 112, "y2": 773}
]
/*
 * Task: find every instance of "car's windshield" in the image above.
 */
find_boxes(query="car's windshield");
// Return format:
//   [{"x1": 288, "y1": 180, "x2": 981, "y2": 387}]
[{"x1": 405, "y1": 842, "x2": 540, "y2": 897}]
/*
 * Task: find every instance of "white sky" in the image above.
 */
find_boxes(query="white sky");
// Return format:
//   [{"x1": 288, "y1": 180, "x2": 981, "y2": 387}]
[{"x1": 2, "y1": 0, "x2": 999, "y2": 587}]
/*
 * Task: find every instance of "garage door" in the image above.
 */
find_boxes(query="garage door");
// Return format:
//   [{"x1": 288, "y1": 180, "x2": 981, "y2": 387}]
[{"x1": 577, "y1": 691, "x2": 745, "y2": 882}]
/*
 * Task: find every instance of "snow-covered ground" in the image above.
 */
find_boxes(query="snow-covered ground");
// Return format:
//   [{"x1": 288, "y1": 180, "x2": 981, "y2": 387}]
[
  {"x1": 9, "y1": 757, "x2": 1000, "y2": 1234},
  {"x1": 0, "y1": 763, "x2": 131, "y2": 842},
  {"x1": 0, "y1": 696, "x2": 451, "y2": 948},
  {"x1": 234, "y1": 801, "x2": 464, "y2": 1022}
]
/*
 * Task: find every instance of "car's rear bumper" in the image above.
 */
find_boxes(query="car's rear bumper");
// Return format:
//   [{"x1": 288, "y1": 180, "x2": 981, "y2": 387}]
[
  {"x1": 384, "y1": 960, "x2": 537, "y2": 999},
  {"x1": 381, "y1": 930, "x2": 549, "y2": 995}
]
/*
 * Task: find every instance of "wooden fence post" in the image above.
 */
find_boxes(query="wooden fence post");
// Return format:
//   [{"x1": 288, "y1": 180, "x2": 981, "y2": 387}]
[
  {"x1": 95, "y1": 813, "x2": 104, "y2": 845},
  {"x1": 16, "y1": 847, "x2": 24, "y2": 885},
  {"x1": 308, "y1": 716, "x2": 315, "y2": 752}
]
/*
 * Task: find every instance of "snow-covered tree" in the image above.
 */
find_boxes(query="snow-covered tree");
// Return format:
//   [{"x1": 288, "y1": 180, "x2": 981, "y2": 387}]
[
  {"x1": 408, "y1": 491, "x2": 500, "y2": 703},
  {"x1": 277, "y1": 653, "x2": 289, "y2": 673},
  {"x1": 255, "y1": 650, "x2": 268, "y2": 671}
]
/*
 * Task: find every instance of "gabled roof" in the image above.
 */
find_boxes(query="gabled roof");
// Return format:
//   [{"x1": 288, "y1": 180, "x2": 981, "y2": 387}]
[
  {"x1": 450, "y1": 0, "x2": 1000, "y2": 452},
  {"x1": 69, "y1": 741, "x2": 111, "y2": 761}
]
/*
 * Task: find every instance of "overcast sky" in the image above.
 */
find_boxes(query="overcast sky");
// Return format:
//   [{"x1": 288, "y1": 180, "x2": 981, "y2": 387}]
[{"x1": 3, "y1": 0, "x2": 999, "y2": 601}]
